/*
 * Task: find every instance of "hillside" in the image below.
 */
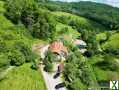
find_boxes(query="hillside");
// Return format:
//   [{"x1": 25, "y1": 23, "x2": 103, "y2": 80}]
[
  {"x1": 42, "y1": 1, "x2": 119, "y2": 30},
  {"x1": 0, "y1": 0, "x2": 119, "y2": 90}
]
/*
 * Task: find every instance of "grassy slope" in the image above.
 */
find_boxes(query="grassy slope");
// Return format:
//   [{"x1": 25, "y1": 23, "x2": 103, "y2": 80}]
[{"x1": 0, "y1": 63, "x2": 46, "y2": 90}]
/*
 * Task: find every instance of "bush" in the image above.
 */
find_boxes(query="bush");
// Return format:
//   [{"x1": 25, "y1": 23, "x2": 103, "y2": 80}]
[
  {"x1": 44, "y1": 62, "x2": 53, "y2": 72},
  {"x1": 8, "y1": 50, "x2": 25, "y2": 66}
]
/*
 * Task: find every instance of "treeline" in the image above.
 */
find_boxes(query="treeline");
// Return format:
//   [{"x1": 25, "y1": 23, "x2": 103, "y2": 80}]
[{"x1": 41, "y1": 1, "x2": 119, "y2": 30}]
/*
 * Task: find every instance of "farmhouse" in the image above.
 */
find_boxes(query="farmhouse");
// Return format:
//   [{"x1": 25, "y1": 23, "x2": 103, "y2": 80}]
[
  {"x1": 49, "y1": 41, "x2": 68, "y2": 61},
  {"x1": 49, "y1": 41, "x2": 68, "y2": 57},
  {"x1": 39, "y1": 41, "x2": 68, "y2": 61}
]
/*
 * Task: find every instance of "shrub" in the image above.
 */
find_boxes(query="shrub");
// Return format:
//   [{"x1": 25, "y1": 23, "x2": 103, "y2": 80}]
[
  {"x1": 8, "y1": 50, "x2": 25, "y2": 66},
  {"x1": 44, "y1": 62, "x2": 53, "y2": 72},
  {"x1": 44, "y1": 50, "x2": 55, "y2": 63}
]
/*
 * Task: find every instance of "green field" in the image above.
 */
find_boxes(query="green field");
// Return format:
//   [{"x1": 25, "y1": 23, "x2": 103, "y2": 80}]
[{"x1": 0, "y1": 63, "x2": 46, "y2": 90}]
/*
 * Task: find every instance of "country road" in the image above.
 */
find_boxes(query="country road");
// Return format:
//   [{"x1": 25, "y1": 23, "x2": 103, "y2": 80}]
[{"x1": 40, "y1": 64, "x2": 65, "y2": 90}]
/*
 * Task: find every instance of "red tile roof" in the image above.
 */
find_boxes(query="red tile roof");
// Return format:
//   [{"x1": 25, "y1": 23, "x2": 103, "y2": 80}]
[{"x1": 49, "y1": 41, "x2": 68, "y2": 55}]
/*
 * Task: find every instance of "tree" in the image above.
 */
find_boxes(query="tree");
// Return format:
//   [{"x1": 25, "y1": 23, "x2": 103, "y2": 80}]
[
  {"x1": 44, "y1": 50, "x2": 55, "y2": 63},
  {"x1": 63, "y1": 49, "x2": 98, "y2": 90},
  {"x1": 5, "y1": 0, "x2": 56, "y2": 39},
  {"x1": 14, "y1": 41, "x2": 34, "y2": 62},
  {"x1": 8, "y1": 50, "x2": 25, "y2": 66},
  {"x1": 21, "y1": 8, "x2": 56, "y2": 39},
  {"x1": 31, "y1": 54, "x2": 39, "y2": 70}
]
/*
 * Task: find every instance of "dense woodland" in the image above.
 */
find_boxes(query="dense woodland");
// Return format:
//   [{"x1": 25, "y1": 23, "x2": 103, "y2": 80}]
[{"x1": 0, "y1": 0, "x2": 119, "y2": 90}]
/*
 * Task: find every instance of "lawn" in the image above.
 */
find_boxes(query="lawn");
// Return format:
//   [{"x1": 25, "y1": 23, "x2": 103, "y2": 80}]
[{"x1": 0, "y1": 63, "x2": 46, "y2": 90}]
